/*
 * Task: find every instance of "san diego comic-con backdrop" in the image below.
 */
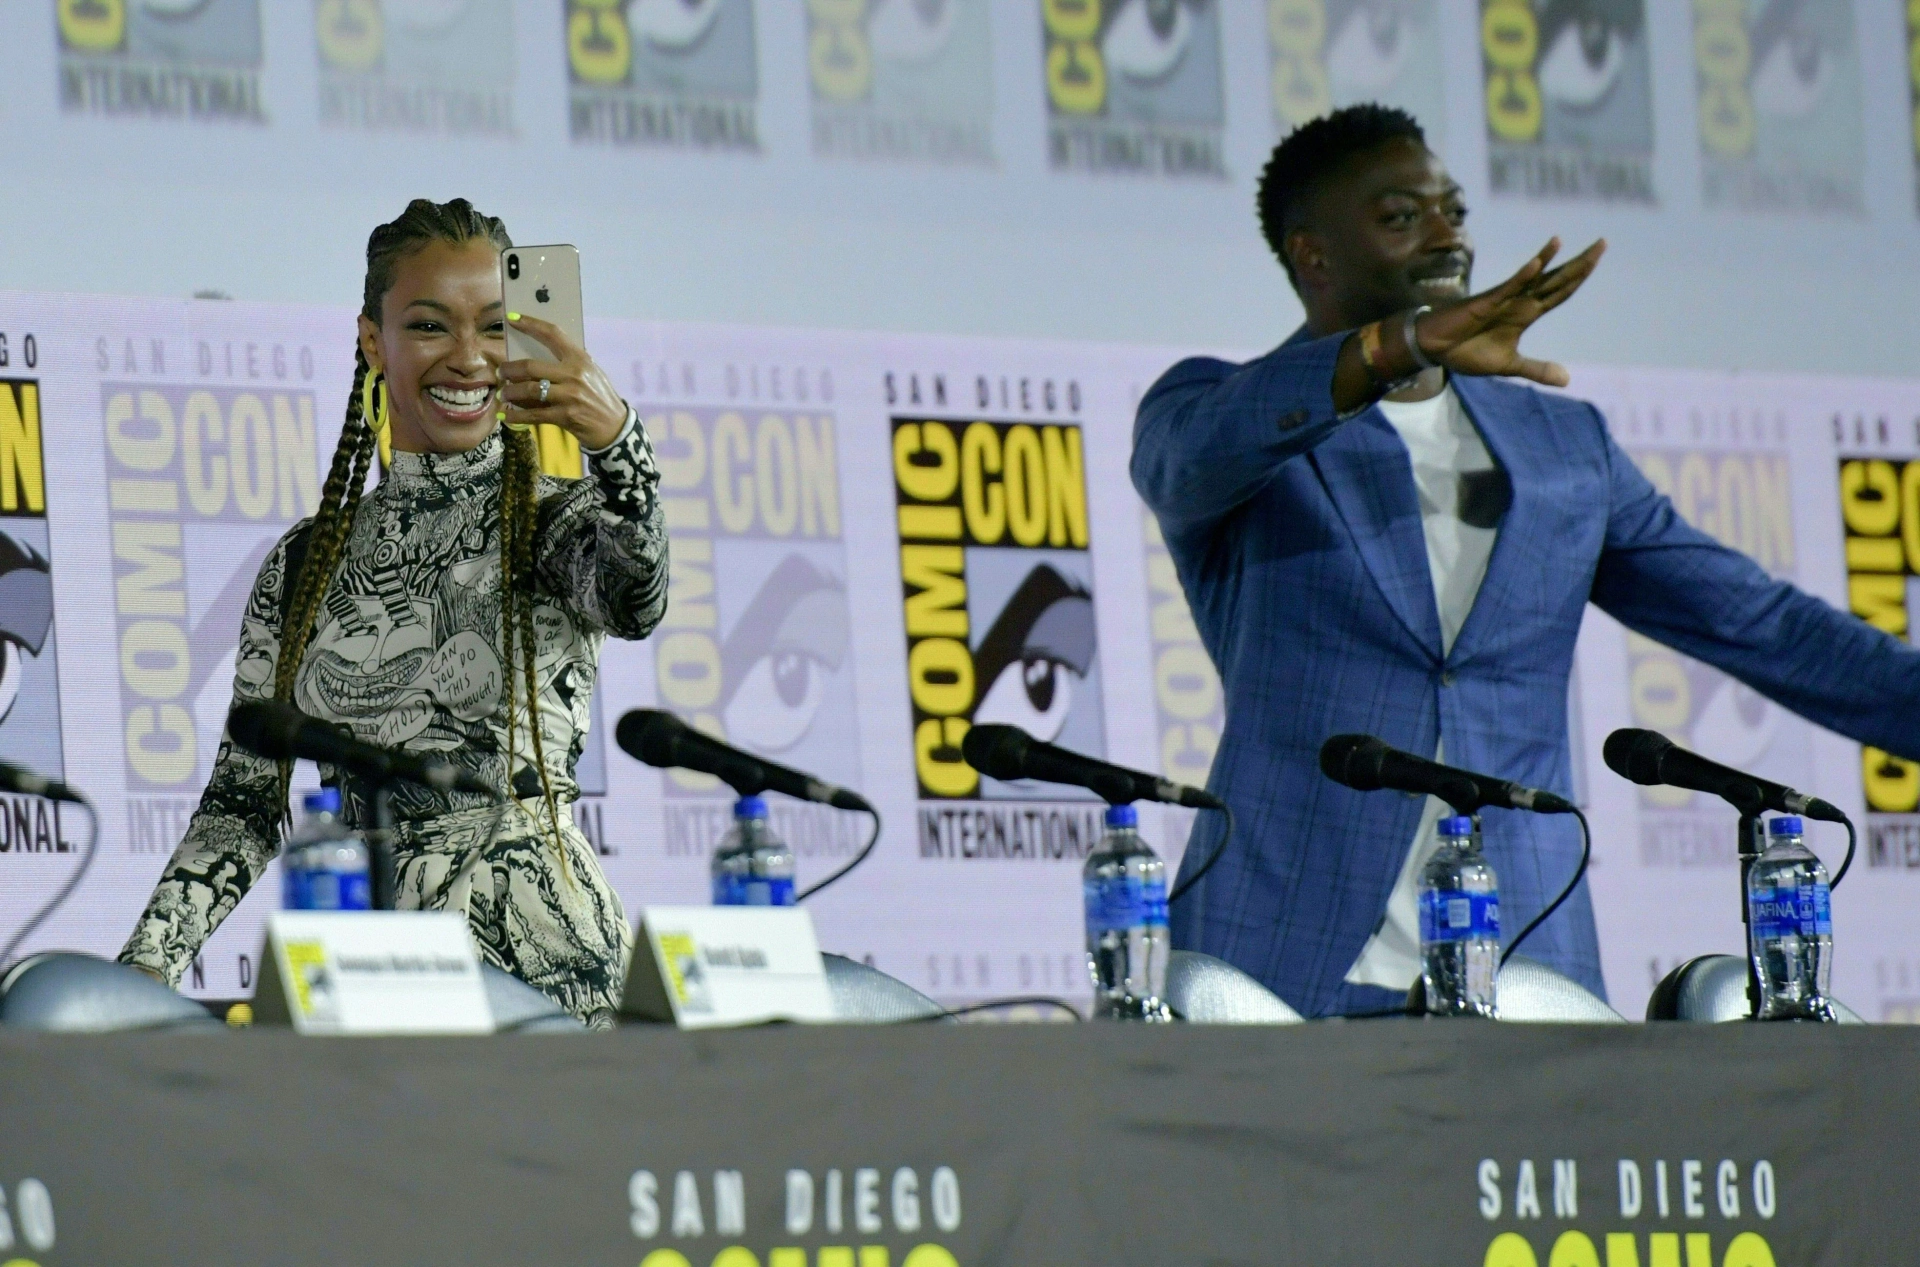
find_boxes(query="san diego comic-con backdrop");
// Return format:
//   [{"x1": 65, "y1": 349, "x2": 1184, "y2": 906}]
[
  {"x1": 4, "y1": 0, "x2": 1920, "y2": 1017},
  {"x1": 1, "y1": 291, "x2": 1919, "y2": 1022},
  {"x1": 6, "y1": 2, "x2": 1920, "y2": 381}
]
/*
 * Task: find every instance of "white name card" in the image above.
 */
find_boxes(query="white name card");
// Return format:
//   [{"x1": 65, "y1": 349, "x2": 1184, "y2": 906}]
[
  {"x1": 253, "y1": 911, "x2": 494, "y2": 1036},
  {"x1": 622, "y1": 906, "x2": 835, "y2": 1029}
]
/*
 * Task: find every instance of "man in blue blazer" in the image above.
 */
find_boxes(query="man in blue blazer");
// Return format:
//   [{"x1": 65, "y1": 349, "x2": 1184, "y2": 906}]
[{"x1": 1131, "y1": 106, "x2": 1920, "y2": 1018}]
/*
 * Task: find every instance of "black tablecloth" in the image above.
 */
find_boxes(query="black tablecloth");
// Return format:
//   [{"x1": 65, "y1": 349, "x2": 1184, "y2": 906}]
[{"x1": 0, "y1": 1021, "x2": 1911, "y2": 1265}]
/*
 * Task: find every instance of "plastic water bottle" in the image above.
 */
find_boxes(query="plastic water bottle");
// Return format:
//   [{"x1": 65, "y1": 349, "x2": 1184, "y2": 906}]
[
  {"x1": 1083, "y1": 803, "x2": 1172, "y2": 1021},
  {"x1": 1418, "y1": 814, "x2": 1500, "y2": 1017},
  {"x1": 1747, "y1": 815, "x2": 1836, "y2": 1022},
  {"x1": 710, "y1": 795, "x2": 796, "y2": 906},
  {"x1": 281, "y1": 788, "x2": 372, "y2": 911}
]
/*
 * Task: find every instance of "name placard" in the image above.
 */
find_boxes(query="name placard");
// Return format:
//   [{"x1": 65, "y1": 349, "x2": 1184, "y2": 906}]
[
  {"x1": 253, "y1": 912, "x2": 494, "y2": 1036},
  {"x1": 622, "y1": 906, "x2": 835, "y2": 1029}
]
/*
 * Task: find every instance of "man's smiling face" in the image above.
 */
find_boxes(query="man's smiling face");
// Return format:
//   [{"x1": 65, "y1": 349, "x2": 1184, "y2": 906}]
[{"x1": 1289, "y1": 135, "x2": 1475, "y2": 334}]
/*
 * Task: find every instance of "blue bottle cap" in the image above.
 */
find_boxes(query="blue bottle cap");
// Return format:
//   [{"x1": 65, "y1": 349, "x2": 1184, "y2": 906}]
[
  {"x1": 302, "y1": 787, "x2": 341, "y2": 815},
  {"x1": 1104, "y1": 803, "x2": 1139, "y2": 829},
  {"x1": 1437, "y1": 814, "x2": 1474, "y2": 838},
  {"x1": 1768, "y1": 815, "x2": 1803, "y2": 836},
  {"x1": 734, "y1": 795, "x2": 769, "y2": 820}
]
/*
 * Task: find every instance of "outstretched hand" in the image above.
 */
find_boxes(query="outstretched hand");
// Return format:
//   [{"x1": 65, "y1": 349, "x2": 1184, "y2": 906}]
[{"x1": 1416, "y1": 237, "x2": 1606, "y2": 388}]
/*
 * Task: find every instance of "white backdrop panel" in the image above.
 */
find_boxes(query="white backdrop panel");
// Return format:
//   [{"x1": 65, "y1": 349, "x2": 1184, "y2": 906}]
[{"x1": 1, "y1": 290, "x2": 1916, "y2": 1017}]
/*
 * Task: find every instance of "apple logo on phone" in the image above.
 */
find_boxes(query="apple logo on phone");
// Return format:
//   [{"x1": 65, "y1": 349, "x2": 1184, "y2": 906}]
[{"x1": 535, "y1": 285, "x2": 550, "y2": 303}]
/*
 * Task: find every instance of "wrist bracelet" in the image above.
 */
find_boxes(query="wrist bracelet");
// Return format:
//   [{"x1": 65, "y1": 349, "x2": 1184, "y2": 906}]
[
  {"x1": 1358, "y1": 320, "x2": 1391, "y2": 381},
  {"x1": 1402, "y1": 305, "x2": 1436, "y2": 372}
]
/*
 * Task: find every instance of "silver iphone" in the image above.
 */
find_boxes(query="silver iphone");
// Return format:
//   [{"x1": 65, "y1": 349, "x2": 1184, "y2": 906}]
[{"x1": 501, "y1": 244, "x2": 585, "y2": 363}]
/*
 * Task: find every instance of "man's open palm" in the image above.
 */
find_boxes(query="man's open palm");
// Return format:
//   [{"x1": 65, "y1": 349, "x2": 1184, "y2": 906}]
[{"x1": 1421, "y1": 238, "x2": 1606, "y2": 388}]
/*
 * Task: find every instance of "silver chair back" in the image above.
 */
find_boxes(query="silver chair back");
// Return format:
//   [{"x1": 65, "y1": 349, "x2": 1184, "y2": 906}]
[
  {"x1": 0, "y1": 952, "x2": 225, "y2": 1033},
  {"x1": 481, "y1": 964, "x2": 587, "y2": 1032},
  {"x1": 1494, "y1": 955, "x2": 1626, "y2": 1022},
  {"x1": 1165, "y1": 950, "x2": 1303, "y2": 1024},
  {"x1": 821, "y1": 953, "x2": 950, "y2": 1022}
]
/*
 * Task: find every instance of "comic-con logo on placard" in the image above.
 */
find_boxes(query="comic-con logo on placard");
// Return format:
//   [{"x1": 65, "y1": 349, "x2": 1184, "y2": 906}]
[
  {"x1": 103, "y1": 383, "x2": 321, "y2": 806},
  {"x1": 1478, "y1": 0, "x2": 1652, "y2": 202},
  {"x1": 566, "y1": 0, "x2": 759, "y2": 150},
  {"x1": 1835, "y1": 453, "x2": 1920, "y2": 867},
  {"x1": 809, "y1": 0, "x2": 995, "y2": 165},
  {"x1": 1268, "y1": 0, "x2": 1446, "y2": 146},
  {"x1": 1692, "y1": 0, "x2": 1864, "y2": 214},
  {"x1": 57, "y1": 0, "x2": 267, "y2": 122},
  {"x1": 894, "y1": 416, "x2": 1108, "y2": 858},
  {"x1": 1041, "y1": 0, "x2": 1226, "y2": 178},
  {"x1": 314, "y1": 0, "x2": 516, "y2": 135},
  {"x1": 1, "y1": 374, "x2": 76, "y2": 856},
  {"x1": 1624, "y1": 439, "x2": 1810, "y2": 868},
  {"x1": 648, "y1": 407, "x2": 867, "y2": 869}
]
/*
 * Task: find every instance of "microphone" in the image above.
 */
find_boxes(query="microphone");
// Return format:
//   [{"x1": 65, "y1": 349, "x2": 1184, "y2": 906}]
[
  {"x1": 615, "y1": 709, "x2": 872, "y2": 812},
  {"x1": 0, "y1": 760, "x2": 85, "y2": 804},
  {"x1": 227, "y1": 701, "x2": 497, "y2": 798},
  {"x1": 1318, "y1": 734, "x2": 1576, "y2": 815},
  {"x1": 1602, "y1": 728, "x2": 1845, "y2": 822},
  {"x1": 959, "y1": 724, "x2": 1225, "y2": 809}
]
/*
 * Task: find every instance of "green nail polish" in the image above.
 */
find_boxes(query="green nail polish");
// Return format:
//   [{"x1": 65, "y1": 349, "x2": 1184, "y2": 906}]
[{"x1": 507, "y1": 312, "x2": 520, "y2": 321}]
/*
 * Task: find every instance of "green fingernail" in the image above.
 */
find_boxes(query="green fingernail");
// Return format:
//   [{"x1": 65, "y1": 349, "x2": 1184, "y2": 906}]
[
  {"x1": 495, "y1": 411, "x2": 505, "y2": 421},
  {"x1": 507, "y1": 312, "x2": 520, "y2": 321}
]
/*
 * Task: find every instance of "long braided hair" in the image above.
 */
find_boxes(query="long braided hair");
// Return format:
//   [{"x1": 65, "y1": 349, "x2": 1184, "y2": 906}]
[{"x1": 272, "y1": 198, "x2": 566, "y2": 866}]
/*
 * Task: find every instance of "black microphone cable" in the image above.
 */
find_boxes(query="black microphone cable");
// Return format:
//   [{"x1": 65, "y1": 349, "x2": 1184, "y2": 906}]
[
  {"x1": 1168, "y1": 801, "x2": 1234, "y2": 905},
  {"x1": 1321, "y1": 804, "x2": 1594, "y2": 1017},
  {"x1": 0, "y1": 794, "x2": 100, "y2": 970},
  {"x1": 1500, "y1": 805, "x2": 1591, "y2": 968},
  {"x1": 1832, "y1": 816, "x2": 1856, "y2": 890},
  {"x1": 795, "y1": 805, "x2": 882, "y2": 903},
  {"x1": 907, "y1": 995, "x2": 1085, "y2": 1023}
]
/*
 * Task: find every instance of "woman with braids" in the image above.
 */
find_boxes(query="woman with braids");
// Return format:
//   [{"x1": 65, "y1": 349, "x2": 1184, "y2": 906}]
[{"x1": 117, "y1": 199, "x2": 668, "y2": 1026}]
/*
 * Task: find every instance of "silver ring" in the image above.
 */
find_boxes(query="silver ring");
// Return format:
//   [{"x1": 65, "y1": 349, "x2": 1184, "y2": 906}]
[{"x1": 537, "y1": 378, "x2": 551, "y2": 404}]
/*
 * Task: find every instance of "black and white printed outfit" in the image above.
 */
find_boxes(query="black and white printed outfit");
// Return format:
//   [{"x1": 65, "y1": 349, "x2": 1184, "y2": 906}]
[{"x1": 119, "y1": 412, "x2": 668, "y2": 1027}]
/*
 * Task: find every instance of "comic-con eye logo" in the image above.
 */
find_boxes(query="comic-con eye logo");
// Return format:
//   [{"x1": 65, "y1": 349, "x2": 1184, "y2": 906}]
[
  {"x1": 808, "y1": 0, "x2": 994, "y2": 165},
  {"x1": 1479, "y1": 0, "x2": 1653, "y2": 202},
  {"x1": 1624, "y1": 446, "x2": 1800, "y2": 838},
  {"x1": 1483, "y1": 0, "x2": 1647, "y2": 144},
  {"x1": 566, "y1": 0, "x2": 760, "y2": 149},
  {"x1": 1041, "y1": 0, "x2": 1226, "y2": 176},
  {"x1": 1270, "y1": 1, "x2": 1448, "y2": 150},
  {"x1": 892, "y1": 418, "x2": 1104, "y2": 799},
  {"x1": 316, "y1": 0, "x2": 384, "y2": 73},
  {"x1": 0, "y1": 532, "x2": 54, "y2": 729},
  {"x1": 1693, "y1": 0, "x2": 1864, "y2": 214},
  {"x1": 316, "y1": 1, "x2": 517, "y2": 135},
  {"x1": 649, "y1": 409, "x2": 858, "y2": 798},
  {"x1": 1838, "y1": 458, "x2": 1920, "y2": 817},
  {"x1": 809, "y1": 0, "x2": 974, "y2": 103},
  {"x1": 102, "y1": 385, "x2": 321, "y2": 788},
  {"x1": 57, "y1": 0, "x2": 268, "y2": 122},
  {"x1": 0, "y1": 378, "x2": 67, "y2": 790}
]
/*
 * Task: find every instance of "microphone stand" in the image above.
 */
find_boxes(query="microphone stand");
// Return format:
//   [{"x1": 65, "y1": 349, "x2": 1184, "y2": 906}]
[
  {"x1": 1714, "y1": 778, "x2": 1768, "y2": 1021},
  {"x1": 1737, "y1": 809, "x2": 1764, "y2": 1021},
  {"x1": 369, "y1": 783, "x2": 398, "y2": 911}
]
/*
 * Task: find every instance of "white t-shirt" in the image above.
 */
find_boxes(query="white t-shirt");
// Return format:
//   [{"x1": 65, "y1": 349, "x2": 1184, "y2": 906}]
[{"x1": 1345, "y1": 384, "x2": 1506, "y2": 991}]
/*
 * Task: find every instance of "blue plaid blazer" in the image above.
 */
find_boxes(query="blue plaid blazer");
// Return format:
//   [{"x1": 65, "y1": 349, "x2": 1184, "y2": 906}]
[{"x1": 1132, "y1": 328, "x2": 1920, "y2": 1017}]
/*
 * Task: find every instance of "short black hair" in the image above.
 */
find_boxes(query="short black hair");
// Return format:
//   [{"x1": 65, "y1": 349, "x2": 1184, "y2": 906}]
[{"x1": 1257, "y1": 104, "x2": 1427, "y2": 288}]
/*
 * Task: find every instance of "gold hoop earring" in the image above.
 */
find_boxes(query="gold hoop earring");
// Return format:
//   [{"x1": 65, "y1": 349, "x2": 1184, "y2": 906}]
[{"x1": 361, "y1": 371, "x2": 390, "y2": 435}]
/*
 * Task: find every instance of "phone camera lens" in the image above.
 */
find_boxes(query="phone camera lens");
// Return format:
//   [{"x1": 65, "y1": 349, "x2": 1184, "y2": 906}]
[{"x1": 506, "y1": 255, "x2": 520, "y2": 280}]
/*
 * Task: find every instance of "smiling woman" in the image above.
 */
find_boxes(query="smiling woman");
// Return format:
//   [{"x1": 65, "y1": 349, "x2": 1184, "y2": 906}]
[{"x1": 116, "y1": 199, "x2": 670, "y2": 1027}]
